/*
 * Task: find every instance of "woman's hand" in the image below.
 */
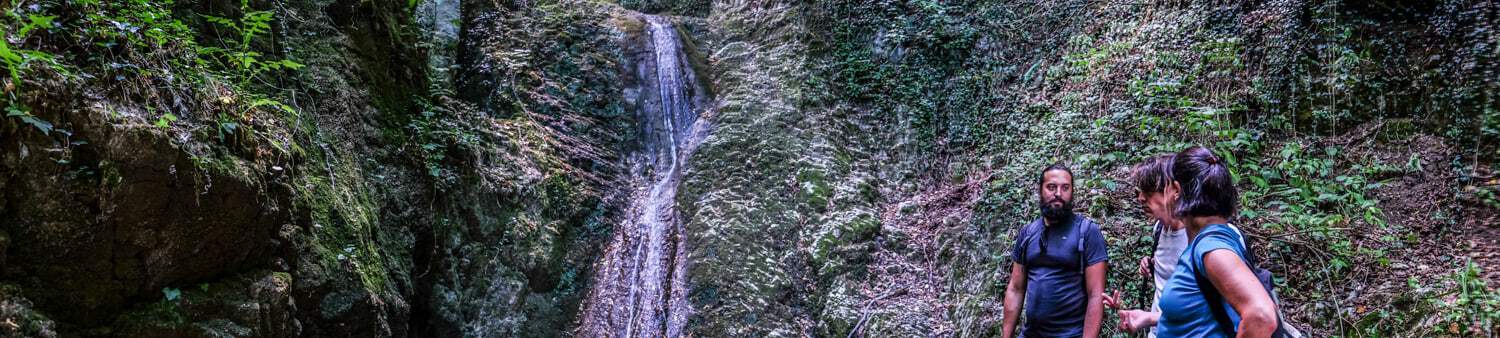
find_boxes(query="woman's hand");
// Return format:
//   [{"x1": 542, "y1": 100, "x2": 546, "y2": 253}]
[
  {"x1": 1104, "y1": 289, "x2": 1159, "y2": 333},
  {"x1": 1138, "y1": 256, "x2": 1152, "y2": 280},
  {"x1": 1101, "y1": 289, "x2": 1123, "y2": 310},
  {"x1": 1117, "y1": 309, "x2": 1159, "y2": 332}
]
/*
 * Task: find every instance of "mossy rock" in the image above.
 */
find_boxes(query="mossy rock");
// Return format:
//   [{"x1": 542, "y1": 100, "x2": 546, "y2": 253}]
[
  {"x1": 799, "y1": 169, "x2": 835, "y2": 213},
  {"x1": 109, "y1": 271, "x2": 298, "y2": 338},
  {"x1": 0, "y1": 285, "x2": 57, "y2": 338}
]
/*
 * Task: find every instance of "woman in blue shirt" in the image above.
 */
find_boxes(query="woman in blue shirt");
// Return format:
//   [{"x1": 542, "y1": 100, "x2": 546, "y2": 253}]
[{"x1": 1153, "y1": 146, "x2": 1279, "y2": 337}]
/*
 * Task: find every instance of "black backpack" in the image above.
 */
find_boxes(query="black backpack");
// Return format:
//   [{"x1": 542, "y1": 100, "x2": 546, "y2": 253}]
[{"x1": 1190, "y1": 225, "x2": 1300, "y2": 337}]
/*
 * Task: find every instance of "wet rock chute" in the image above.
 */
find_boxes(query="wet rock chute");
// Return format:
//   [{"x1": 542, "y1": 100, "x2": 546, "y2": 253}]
[{"x1": 578, "y1": 14, "x2": 709, "y2": 338}]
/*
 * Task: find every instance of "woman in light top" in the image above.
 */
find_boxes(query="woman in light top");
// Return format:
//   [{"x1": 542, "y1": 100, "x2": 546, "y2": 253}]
[{"x1": 1103, "y1": 153, "x2": 1189, "y2": 337}]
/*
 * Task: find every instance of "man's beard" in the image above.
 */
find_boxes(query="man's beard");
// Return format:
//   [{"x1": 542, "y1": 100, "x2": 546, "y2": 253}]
[{"x1": 1041, "y1": 197, "x2": 1074, "y2": 224}]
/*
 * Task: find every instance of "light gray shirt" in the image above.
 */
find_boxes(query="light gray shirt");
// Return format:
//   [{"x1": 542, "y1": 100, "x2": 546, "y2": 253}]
[{"x1": 1149, "y1": 221, "x2": 1189, "y2": 338}]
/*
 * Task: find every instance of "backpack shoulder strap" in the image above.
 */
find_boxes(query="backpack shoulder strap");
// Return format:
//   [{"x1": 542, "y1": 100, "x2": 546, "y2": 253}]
[
  {"x1": 1191, "y1": 226, "x2": 1240, "y2": 336},
  {"x1": 1019, "y1": 219, "x2": 1043, "y2": 264},
  {"x1": 1225, "y1": 224, "x2": 1261, "y2": 268},
  {"x1": 1149, "y1": 220, "x2": 1163, "y2": 279},
  {"x1": 1153, "y1": 220, "x2": 1164, "y2": 246},
  {"x1": 1077, "y1": 215, "x2": 1097, "y2": 273}
]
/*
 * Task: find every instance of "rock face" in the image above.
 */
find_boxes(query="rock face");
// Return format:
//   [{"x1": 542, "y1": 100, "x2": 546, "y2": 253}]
[
  {"x1": 421, "y1": 1, "x2": 636, "y2": 337},
  {"x1": 0, "y1": 105, "x2": 291, "y2": 326},
  {"x1": 110, "y1": 271, "x2": 299, "y2": 337},
  {"x1": 0, "y1": 284, "x2": 57, "y2": 337},
  {"x1": 0, "y1": 0, "x2": 430, "y2": 335},
  {"x1": 665, "y1": 0, "x2": 1499, "y2": 336}
]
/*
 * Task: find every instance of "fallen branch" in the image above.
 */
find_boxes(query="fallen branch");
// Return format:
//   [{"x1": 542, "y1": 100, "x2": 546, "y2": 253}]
[{"x1": 847, "y1": 288, "x2": 907, "y2": 338}]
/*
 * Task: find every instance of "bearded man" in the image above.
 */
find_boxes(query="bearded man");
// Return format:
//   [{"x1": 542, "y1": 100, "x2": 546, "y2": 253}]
[{"x1": 1001, "y1": 162, "x2": 1109, "y2": 338}]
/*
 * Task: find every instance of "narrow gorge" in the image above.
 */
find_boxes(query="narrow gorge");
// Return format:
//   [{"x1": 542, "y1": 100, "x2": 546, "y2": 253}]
[{"x1": 0, "y1": 0, "x2": 1495, "y2": 337}]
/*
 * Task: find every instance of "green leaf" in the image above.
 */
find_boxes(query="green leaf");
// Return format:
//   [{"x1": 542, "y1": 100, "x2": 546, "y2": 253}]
[
  {"x1": 162, "y1": 287, "x2": 181, "y2": 302},
  {"x1": 278, "y1": 59, "x2": 305, "y2": 70},
  {"x1": 200, "y1": 14, "x2": 236, "y2": 28},
  {"x1": 248, "y1": 98, "x2": 296, "y2": 116},
  {"x1": 19, "y1": 115, "x2": 53, "y2": 135},
  {"x1": 0, "y1": 39, "x2": 21, "y2": 81},
  {"x1": 9, "y1": 106, "x2": 54, "y2": 135},
  {"x1": 1249, "y1": 176, "x2": 1269, "y2": 190},
  {"x1": 155, "y1": 113, "x2": 178, "y2": 128},
  {"x1": 18, "y1": 15, "x2": 57, "y2": 38}
]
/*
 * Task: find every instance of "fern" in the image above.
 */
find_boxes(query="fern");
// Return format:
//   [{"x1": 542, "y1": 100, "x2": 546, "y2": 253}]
[
  {"x1": 199, "y1": 0, "x2": 304, "y2": 87},
  {"x1": 2, "y1": 12, "x2": 61, "y2": 134},
  {"x1": 196, "y1": 0, "x2": 302, "y2": 141}
]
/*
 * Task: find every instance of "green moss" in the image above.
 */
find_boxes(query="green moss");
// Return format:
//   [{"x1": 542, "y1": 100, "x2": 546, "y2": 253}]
[
  {"x1": 797, "y1": 169, "x2": 833, "y2": 212},
  {"x1": 811, "y1": 214, "x2": 880, "y2": 266},
  {"x1": 292, "y1": 151, "x2": 393, "y2": 295},
  {"x1": 97, "y1": 159, "x2": 122, "y2": 188},
  {"x1": 540, "y1": 174, "x2": 582, "y2": 217},
  {"x1": 271, "y1": 271, "x2": 293, "y2": 284},
  {"x1": 673, "y1": 23, "x2": 715, "y2": 99},
  {"x1": 187, "y1": 152, "x2": 251, "y2": 182}
]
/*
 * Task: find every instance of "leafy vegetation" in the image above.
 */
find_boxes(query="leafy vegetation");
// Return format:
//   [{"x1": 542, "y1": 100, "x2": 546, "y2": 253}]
[
  {"x1": 198, "y1": 0, "x2": 305, "y2": 86},
  {"x1": 1, "y1": 5, "x2": 62, "y2": 134},
  {"x1": 793, "y1": 1, "x2": 1498, "y2": 336},
  {"x1": 618, "y1": 0, "x2": 710, "y2": 17},
  {"x1": 0, "y1": 0, "x2": 306, "y2": 150}
]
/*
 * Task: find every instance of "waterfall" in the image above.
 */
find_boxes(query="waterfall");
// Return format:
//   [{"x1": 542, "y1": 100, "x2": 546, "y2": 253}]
[{"x1": 578, "y1": 14, "x2": 708, "y2": 338}]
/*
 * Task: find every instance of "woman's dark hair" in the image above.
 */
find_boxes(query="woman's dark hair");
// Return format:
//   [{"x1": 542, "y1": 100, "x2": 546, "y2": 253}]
[
  {"x1": 1131, "y1": 153, "x2": 1175, "y2": 194},
  {"x1": 1172, "y1": 146, "x2": 1238, "y2": 219}
]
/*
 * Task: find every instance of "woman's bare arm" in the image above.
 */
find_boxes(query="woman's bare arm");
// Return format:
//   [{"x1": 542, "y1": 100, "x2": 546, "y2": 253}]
[{"x1": 1202, "y1": 250, "x2": 1277, "y2": 338}]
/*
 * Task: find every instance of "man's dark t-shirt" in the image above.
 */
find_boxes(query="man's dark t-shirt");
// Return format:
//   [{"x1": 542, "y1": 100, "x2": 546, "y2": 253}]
[{"x1": 1010, "y1": 213, "x2": 1108, "y2": 337}]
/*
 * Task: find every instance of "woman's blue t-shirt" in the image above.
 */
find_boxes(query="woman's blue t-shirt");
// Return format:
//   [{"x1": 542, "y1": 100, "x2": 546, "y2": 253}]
[{"x1": 1155, "y1": 223, "x2": 1248, "y2": 337}]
